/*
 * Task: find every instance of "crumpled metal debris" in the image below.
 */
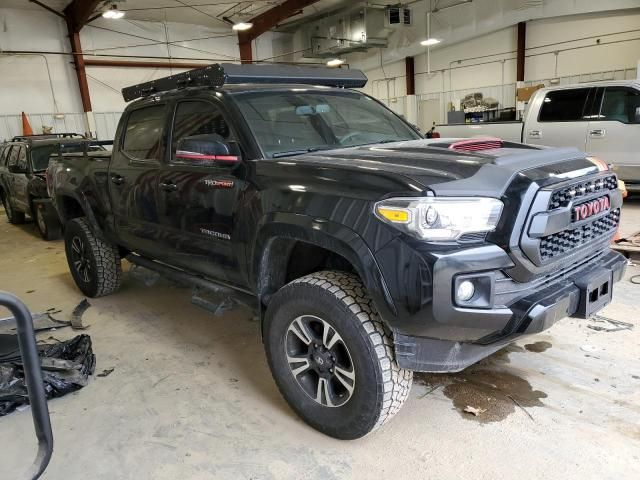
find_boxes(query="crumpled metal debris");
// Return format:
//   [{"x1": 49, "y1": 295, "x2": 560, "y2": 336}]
[
  {"x1": 0, "y1": 312, "x2": 69, "y2": 335},
  {"x1": 587, "y1": 315, "x2": 634, "y2": 332},
  {"x1": 70, "y1": 299, "x2": 91, "y2": 330},
  {"x1": 0, "y1": 298, "x2": 92, "y2": 334},
  {"x1": 0, "y1": 334, "x2": 95, "y2": 416}
]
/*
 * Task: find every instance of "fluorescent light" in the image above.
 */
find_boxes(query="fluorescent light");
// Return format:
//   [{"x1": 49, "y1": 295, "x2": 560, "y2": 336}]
[
  {"x1": 420, "y1": 38, "x2": 441, "y2": 46},
  {"x1": 326, "y1": 58, "x2": 345, "y2": 67},
  {"x1": 232, "y1": 22, "x2": 253, "y2": 31},
  {"x1": 102, "y1": 5, "x2": 125, "y2": 19}
]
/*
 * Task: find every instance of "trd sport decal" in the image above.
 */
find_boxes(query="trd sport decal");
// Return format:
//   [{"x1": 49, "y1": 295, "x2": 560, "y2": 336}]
[{"x1": 204, "y1": 179, "x2": 234, "y2": 188}]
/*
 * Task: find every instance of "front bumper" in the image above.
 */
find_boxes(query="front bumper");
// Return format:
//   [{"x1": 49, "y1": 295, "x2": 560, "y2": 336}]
[{"x1": 374, "y1": 239, "x2": 626, "y2": 372}]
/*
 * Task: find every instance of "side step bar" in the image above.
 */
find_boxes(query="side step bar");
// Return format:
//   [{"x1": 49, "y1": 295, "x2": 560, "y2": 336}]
[
  {"x1": 126, "y1": 254, "x2": 258, "y2": 312},
  {"x1": 0, "y1": 291, "x2": 54, "y2": 480}
]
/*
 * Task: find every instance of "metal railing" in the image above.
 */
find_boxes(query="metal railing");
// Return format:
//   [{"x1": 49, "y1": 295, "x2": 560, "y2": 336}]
[{"x1": 0, "y1": 291, "x2": 53, "y2": 480}]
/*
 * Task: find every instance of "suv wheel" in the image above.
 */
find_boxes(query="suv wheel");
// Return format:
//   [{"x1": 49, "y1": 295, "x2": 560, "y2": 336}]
[
  {"x1": 264, "y1": 271, "x2": 413, "y2": 439},
  {"x1": 2, "y1": 195, "x2": 25, "y2": 224},
  {"x1": 64, "y1": 218, "x2": 122, "y2": 297},
  {"x1": 34, "y1": 204, "x2": 62, "y2": 241}
]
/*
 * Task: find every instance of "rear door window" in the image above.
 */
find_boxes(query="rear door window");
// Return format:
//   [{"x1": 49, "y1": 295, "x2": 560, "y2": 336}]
[
  {"x1": 598, "y1": 87, "x2": 640, "y2": 124},
  {"x1": 16, "y1": 146, "x2": 28, "y2": 172},
  {"x1": 6, "y1": 145, "x2": 20, "y2": 168},
  {"x1": 0, "y1": 146, "x2": 8, "y2": 166},
  {"x1": 122, "y1": 105, "x2": 166, "y2": 161},
  {"x1": 538, "y1": 88, "x2": 590, "y2": 122}
]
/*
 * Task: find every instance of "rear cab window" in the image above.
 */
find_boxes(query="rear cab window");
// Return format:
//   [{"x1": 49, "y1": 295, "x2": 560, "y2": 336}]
[{"x1": 538, "y1": 88, "x2": 590, "y2": 122}]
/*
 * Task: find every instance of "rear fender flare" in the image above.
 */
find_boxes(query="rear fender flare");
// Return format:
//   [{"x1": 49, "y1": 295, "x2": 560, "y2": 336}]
[{"x1": 53, "y1": 188, "x2": 105, "y2": 239}]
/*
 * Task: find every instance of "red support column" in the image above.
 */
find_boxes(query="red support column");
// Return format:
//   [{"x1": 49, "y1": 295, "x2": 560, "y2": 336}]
[
  {"x1": 67, "y1": 24, "x2": 92, "y2": 113},
  {"x1": 516, "y1": 22, "x2": 526, "y2": 82},
  {"x1": 405, "y1": 56, "x2": 415, "y2": 96}
]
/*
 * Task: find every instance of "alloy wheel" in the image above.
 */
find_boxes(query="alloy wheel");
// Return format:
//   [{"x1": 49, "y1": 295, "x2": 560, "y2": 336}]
[
  {"x1": 70, "y1": 236, "x2": 92, "y2": 283},
  {"x1": 36, "y1": 207, "x2": 47, "y2": 235},
  {"x1": 285, "y1": 315, "x2": 356, "y2": 407}
]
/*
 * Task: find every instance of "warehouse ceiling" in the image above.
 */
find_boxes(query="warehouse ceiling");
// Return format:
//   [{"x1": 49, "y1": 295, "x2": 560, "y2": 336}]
[{"x1": 7, "y1": 0, "x2": 347, "y2": 28}]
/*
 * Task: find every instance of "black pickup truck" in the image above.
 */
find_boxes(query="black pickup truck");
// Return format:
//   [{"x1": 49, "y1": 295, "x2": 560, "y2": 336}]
[
  {"x1": 0, "y1": 134, "x2": 105, "y2": 240},
  {"x1": 47, "y1": 64, "x2": 626, "y2": 439}
]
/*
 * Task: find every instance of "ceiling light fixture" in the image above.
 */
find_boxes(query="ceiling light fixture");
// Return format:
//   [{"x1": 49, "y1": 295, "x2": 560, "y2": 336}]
[
  {"x1": 102, "y1": 5, "x2": 125, "y2": 19},
  {"x1": 232, "y1": 22, "x2": 253, "y2": 31},
  {"x1": 420, "y1": 38, "x2": 441, "y2": 46},
  {"x1": 326, "y1": 58, "x2": 345, "y2": 67}
]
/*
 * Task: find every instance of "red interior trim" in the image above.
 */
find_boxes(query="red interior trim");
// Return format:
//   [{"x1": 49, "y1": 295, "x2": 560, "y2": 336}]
[{"x1": 176, "y1": 152, "x2": 239, "y2": 162}]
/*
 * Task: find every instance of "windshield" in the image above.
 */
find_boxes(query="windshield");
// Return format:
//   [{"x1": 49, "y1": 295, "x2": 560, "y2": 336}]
[
  {"x1": 31, "y1": 143, "x2": 105, "y2": 171},
  {"x1": 232, "y1": 90, "x2": 421, "y2": 158}
]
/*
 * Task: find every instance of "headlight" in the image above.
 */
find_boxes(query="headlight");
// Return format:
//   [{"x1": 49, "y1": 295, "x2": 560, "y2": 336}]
[{"x1": 374, "y1": 197, "x2": 503, "y2": 241}]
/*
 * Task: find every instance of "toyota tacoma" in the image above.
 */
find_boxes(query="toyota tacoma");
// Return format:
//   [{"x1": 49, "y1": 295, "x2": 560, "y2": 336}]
[{"x1": 47, "y1": 64, "x2": 626, "y2": 439}]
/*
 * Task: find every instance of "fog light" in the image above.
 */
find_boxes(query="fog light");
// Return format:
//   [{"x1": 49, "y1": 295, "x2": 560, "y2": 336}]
[{"x1": 457, "y1": 280, "x2": 475, "y2": 302}]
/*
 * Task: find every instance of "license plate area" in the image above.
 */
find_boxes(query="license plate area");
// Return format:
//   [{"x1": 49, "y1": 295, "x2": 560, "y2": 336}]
[{"x1": 574, "y1": 269, "x2": 613, "y2": 318}]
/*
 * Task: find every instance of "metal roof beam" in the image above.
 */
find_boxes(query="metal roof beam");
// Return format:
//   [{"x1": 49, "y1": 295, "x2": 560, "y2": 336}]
[{"x1": 238, "y1": 0, "x2": 320, "y2": 63}]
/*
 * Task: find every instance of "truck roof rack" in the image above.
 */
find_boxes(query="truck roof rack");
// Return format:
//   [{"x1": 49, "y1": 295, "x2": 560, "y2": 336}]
[
  {"x1": 11, "y1": 133, "x2": 85, "y2": 142},
  {"x1": 121, "y1": 63, "x2": 368, "y2": 102}
]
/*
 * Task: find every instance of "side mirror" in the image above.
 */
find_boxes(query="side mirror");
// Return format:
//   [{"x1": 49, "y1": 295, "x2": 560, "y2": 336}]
[
  {"x1": 8, "y1": 164, "x2": 26, "y2": 174},
  {"x1": 175, "y1": 135, "x2": 241, "y2": 167}
]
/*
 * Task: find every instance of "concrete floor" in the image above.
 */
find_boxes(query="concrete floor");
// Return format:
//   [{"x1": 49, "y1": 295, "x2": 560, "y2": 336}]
[{"x1": 1, "y1": 199, "x2": 639, "y2": 480}]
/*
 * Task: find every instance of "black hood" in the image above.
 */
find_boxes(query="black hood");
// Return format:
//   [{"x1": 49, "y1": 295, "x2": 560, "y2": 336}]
[{"x1": 283, "y1": 140, "x2": 599, "y2": 197}]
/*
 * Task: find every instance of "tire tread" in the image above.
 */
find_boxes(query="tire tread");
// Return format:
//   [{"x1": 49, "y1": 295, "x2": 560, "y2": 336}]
[
  {"x1": 68, "y1": 218, "x2": 122, "y2": 297},
  {"x1": 289, "y1": 270, "x2": 412, "y2": 434}
]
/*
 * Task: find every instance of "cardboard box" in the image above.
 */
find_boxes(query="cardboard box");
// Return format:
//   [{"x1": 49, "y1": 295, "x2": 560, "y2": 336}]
[{"x1": 517, "y1": 84, "x2": 545, "y2": 102}]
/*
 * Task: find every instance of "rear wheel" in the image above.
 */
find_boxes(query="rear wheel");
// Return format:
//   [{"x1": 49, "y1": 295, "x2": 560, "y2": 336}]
[
  {"x1": 34, "y1": 204, "x2": 62, "y2": 240},
  {"x1": 264, "y1": 271, "x2": 413, "y2": 439},
  {"x1": 64, "y1": 218, "x2": 122, "y2": 297},
  {"x1": 2, "y1": 195, "x2": 25, "y2": 224}
]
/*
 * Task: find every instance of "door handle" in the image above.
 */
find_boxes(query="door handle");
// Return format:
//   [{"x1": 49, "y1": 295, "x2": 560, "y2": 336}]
[
  {"x1": 589, "y1": 129, "x2": 606, "y2": 138},
  {"x1": 528, "y1": 130, "x2": 542, "y2": 138},
  {"x1": 159, "y1": 181, "x2": 177, "y2": 192},
  {"x1": 110, "y1": 174, "x2": 125, "y2": 185}
]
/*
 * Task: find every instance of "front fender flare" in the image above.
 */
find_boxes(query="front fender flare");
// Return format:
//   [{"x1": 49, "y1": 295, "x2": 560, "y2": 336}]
[{"x1": 252, "y1": 212, "x2": 397, "y2": 323}]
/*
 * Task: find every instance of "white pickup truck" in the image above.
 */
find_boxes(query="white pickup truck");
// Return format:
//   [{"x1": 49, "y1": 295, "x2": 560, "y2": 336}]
[{"x1": 437, "y1": 80, "x2": 640, "y2": 191}]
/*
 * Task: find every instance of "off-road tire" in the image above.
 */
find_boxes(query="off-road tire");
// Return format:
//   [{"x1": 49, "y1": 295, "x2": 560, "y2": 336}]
[
  {"x1": 33, "y1": 203, "x2": 62, "y2": 241},
  {"x1": 64, "y1": 217, "x2": 122, "y2": 297},
  {"x1": 264, "y1": 270, "x2": 413, "y2": 439},
  {"x1": 2, "y1": 195, "x2": 25, "y2": 224}
]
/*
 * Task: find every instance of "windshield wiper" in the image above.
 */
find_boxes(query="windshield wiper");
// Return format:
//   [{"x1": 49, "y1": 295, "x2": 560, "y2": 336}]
[{"x1": 271, "y1": 146, "x2": 333, "y2": 158}]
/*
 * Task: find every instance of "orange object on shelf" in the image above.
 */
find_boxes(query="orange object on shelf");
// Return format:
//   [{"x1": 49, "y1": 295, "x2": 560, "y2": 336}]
[{"x1": 21, "y1": 112, "x2": 33, "y2": 136}]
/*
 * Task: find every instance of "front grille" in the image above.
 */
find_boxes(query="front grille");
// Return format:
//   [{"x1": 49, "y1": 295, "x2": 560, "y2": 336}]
[
  {"x1": 549, "y1": 175, "x2": 617, "y2": 209},
  {"x1": 539, "y1": 208, "x2": 620, "y2": 261}
]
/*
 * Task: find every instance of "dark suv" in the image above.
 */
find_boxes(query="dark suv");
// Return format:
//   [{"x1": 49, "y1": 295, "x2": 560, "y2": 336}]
[{"x1": 0, "y1": 134, "x2": 103, "y2": 240}]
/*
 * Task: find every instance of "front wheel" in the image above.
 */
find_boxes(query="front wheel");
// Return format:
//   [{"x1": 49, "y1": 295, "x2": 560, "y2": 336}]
[
  {"x1": 264, "y1": 271, "x2": 413, "y2": 439},
  {"x1": 64, "y1": 218, "x2": 122, "y2": 297}
]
